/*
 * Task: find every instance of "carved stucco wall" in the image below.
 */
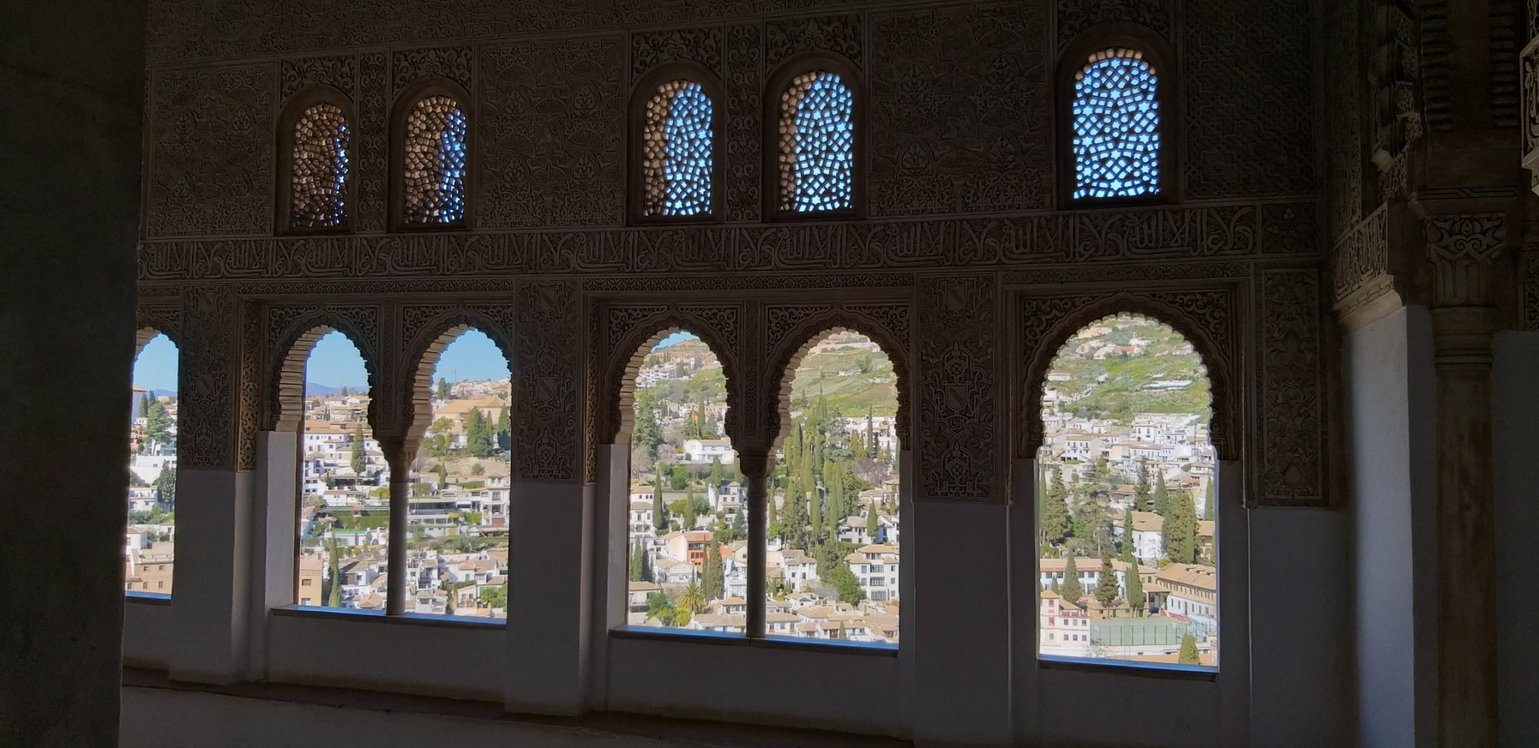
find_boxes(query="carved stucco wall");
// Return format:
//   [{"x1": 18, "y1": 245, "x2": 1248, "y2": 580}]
[{"x1": 138, "y1": 0, "x2": 1330, "y2": 506}]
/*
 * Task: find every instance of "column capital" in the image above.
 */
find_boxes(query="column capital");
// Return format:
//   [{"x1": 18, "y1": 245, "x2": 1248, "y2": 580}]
[{"x1": 736, "y1": 451, "x2": 771, "y2": 478}]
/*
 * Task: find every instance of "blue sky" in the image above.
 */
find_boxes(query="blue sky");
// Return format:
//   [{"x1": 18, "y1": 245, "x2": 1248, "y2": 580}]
[
  {"x1": 131, "y1": 328, "x2": 677, "y2": 394},
  {"x1": 132, "y1": 334, "x2": 179, "y2": 392}
]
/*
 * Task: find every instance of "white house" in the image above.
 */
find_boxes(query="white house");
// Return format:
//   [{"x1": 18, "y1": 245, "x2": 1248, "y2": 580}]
[
  {"x1": 682, "y1": 438, "x2": 735, "y2": 465},
  {"x1": 845, "y1": 544, "x2": 900, "y2": 602}
]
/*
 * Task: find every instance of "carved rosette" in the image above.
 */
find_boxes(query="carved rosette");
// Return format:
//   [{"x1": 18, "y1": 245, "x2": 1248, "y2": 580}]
[{"x1": 1426, "y1": 213, "x2": 1506, "y2": 306}]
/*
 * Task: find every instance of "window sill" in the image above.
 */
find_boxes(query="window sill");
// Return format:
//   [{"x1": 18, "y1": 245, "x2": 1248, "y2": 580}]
[
  {"x1": 125, "y1": 592, "x2": 172, "y2": 605},
  {"x1": 611, "y1": 625, "x2": 898, "y2": 657},
  {"x1": 272, "y1": 605, "x2": 506, "y2": 630},
  {"x1": 1038, "y1": 654, "x2": 1217, "y2": 681}
]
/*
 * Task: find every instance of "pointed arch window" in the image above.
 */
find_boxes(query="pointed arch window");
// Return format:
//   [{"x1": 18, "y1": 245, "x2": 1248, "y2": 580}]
[
  {"x1": 777, "y1": 71, "x2": 855, "y2": 214},
  {"x1": 641, "y1": 81, "x2": 715, "y2": 218},
  {"x1": 1071, "y1": 48, "x2": 1162, "y2": 200},
  {"x1": 400, "y1": 94, "x2": 468, "y2": 226}
]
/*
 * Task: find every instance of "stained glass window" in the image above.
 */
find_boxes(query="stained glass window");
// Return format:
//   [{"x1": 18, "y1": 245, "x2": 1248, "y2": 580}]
[
  {"x1": 778, "y1": 71, "x2": 854, "y2": 213},
  {"x1": 290, "y1": 103, "x2": 351, "y2": 229},
  {"x1": 403, "y1": 95, "x2": 468, "y2": 225},
  {"x1": 642, "y1": 81, "x2": 714, "y2": 217},
  {"x1": 1072, "y1": 49, "x2": 1160, "y2": 200}
]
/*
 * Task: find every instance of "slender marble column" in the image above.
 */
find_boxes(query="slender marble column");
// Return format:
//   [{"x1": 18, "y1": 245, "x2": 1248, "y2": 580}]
[
  {"x1": 382, "y1": 439, "x2": 416, "y2": 617},
  {"x1": 740, "y1": 451, "x2": 769, "y2": 639}
]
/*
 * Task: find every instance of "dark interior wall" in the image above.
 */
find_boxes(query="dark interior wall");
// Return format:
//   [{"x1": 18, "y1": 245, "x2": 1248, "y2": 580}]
[{"x1": 0, "y1": 2, "x2": 145, "y2": 745}]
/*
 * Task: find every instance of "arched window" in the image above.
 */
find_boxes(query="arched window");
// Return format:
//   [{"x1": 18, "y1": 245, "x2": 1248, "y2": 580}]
[
  {"x1": 289, "y1": 103, "x2": 351, "y2": 229},
  {"x1": 777, "y1": 71, "x2": 855, "y2": 214},
  {"x1": 1070, "y1": 48, "x2": 1162, "y2": 200},
  {"x1": 126, "y1": 332, "x2": 179, "y2": 597},
  {"x1": 1035, "y1": 313, "x2": 1216, "y2": 669},
  {"x1": 640, "y1": 81, "x2": 715, "y2": 218},
  {"x1": 399, "y1": 93, "x2": 468, "y2": 226}
]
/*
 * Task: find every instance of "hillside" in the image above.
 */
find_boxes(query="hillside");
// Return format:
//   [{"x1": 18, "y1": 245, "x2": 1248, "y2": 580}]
[
  {"x1": 641, "y1": 332, "x2": 899, "y2": 419},
  {"x1": 1046, "y1": 315, "x2": 1210, "y2": 424}
]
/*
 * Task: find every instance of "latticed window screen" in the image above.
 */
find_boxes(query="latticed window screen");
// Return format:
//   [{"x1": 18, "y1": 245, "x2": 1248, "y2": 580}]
[
  {"x1": 642, "y1": 81, "x2": 714, "y2": 217},
  {"x1": 1072, "y1": 48, "x2": 1160, "y2": 200},
  {"x1": 778, "y1": 72, "x2": 854, "y2": 213},
  {"x1": 403, "y1": 95, "x2": 468, "y2": 225},
  {"x1": 289, "y1": 103, "x2": 351, "y2": 229}
]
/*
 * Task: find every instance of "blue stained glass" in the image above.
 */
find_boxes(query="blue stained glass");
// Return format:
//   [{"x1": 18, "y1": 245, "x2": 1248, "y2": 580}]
[
  {"x1": 781, "y1": 72, "x2": 854, "y2": 213},
  {"x1": 645, "y1": 81, "x2": 714, "y2": 217},
  {"x1": 1072, "y1": 51, "x2": 1160, "y2": 200},
  {"x1": 437, "y1": 107, "x2": 468, "y2": 224}
]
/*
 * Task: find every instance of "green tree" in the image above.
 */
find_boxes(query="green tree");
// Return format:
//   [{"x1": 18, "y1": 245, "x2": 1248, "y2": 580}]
[
  {"x1": 471, "y1": 462, "x2": 485, "y2": 476},
  {"x1": 1164, "y1": 487, "x2": 1199, "y2": 564},
  {"x1": 436, "y1": 378, "x2": 452, "y2": 400},
  {"x1": 629, "y1": 542, "x2": 645, "y2": 582},
  {"x1": 1119, "y1": 505, "x2": 1135, "y2": 563},
  {"x1": 679, "y1": 580, "x2": 706, "y2": 613},
  {"x1": 466, "y1": 408, "x2": 496, "y2": 458},
  {"x1": 1203, "y1": 479, "x2": 1216, "y2": 521},
  {"x1": 1126, "y1": 559, "x2": 1146, "y2": 615},
  {"x1": 443, "y1": 580, "x2": 456, "y2": 615},
  {"x1": 433, "y1": 463, "x2": 449, "y2": 485},
  {"x1": 866, "y1": 506, "x2": 879, "y2": 541},
  {"x1": 730, "y1": 505, "x2": 747, "y2": 542},
  {"x1": 701, "y1": 541, "x2": 723, "y2": 602},
  {"x1": 1178, "y1": 633, "x2": 1200, "y2": 665},
  {"x1": 826, "y1": 563, "x2": 864, "y2": 604},
  {"x1": 479, "y1": 585, "x2": 507, "y2": 611},
  {"x1": 495, "y1": 407, "x2": 510, "y2": 452},
  {"x1": 1153, "y1": 472, "x2": 1171, "y2": 518},
  {"x1": 142, "y1": 397, "x2": 172, "y2": 450},
  {"x1": 350, "y1": 424, "x2": 366, "y2": 474},
  {"x1": 154, "y1": 467, "x2": 177, "y2": 509},
  {"x1": 1133, "y1": 460, "x2": 1152, "y2": 511},
  {"x1": 326, "y1": 541, "x2": 342, "y2": 607},
  {"x1": 709, "y1": 456, "x2": 725, "y2": 488},
  {"x1": 1095, "y1": 555, "x2": 1120, "y2": 607},
  {"x1": 634, "y1": 388, "x2": 663, "y2": 456},
  {"x1": 1040, "y1": 467, "x2": 1072, "y2": 548},
  {"x1": 640, "y1": 546, "x2": 653, "y2": 583},
  {"x1": 646, "y1": 591, "x2": 674, "y2": 622},
  {"x1": 652, "y1": 465, "x2": 669, "y2": 533},
  {"x1": 1059, "y1": 554, "x2": 1083, "y2": 605}
]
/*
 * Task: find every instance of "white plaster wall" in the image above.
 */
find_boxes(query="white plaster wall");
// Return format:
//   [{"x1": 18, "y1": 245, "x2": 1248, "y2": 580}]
[
  {"x1": 1492, "y1": 331, "x2": 1539, "y2": 748},
  {"x1": 1344, "y1": 305, "x2": 1437, "y2": 748},
  {"x1": 265, "y1": 614, "x2": 505, "y2": 701}
]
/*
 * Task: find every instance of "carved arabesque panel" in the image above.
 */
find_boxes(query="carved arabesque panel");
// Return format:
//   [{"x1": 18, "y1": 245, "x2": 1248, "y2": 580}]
[
  {"x1": 515, "y1": 281, "x2": 583, "y2": 482},
  {"x1": 765, "y1": 13, "x2": 864, "y2": 71},
  {"x1": 148, "y1": 64, "x2": 275, "y2": 238},
  {"x1": 869, "y1": 3, "x2": 1049, "y2": 216},
  {"x1": 1056, "y1": 0, "x2": 1172, "y2": 46},
  {"x1": 391, "y1": 46, "x2": 473, "y2": 95},
  {"x1": 177, "y1": 287, "x2": 237, "y2": 469},
  {"x1": 281, "y1": 55, "x2": 357, "y2": 101},
  {"x1": 631, "y1": 27, "x2": 724, "y2": 81},
  {"x1": 357, "y1": 52, "x2": 389, "y2": 232},
  {"x1": 1183, "y1": 0, "x2": 1313, "y2": 199},
  {"x1": 478, "y1": 36, "x2": 624, "y2": 228},
  {"x1": 1256, "y1": 268, "x2": 1327, "y2": 507},
  {"x1": 917, "y1": 275, "x2": 998, "y2": 502},
  {"x1": 724, "y1": 23, "x2": 763, "y2": 222}
]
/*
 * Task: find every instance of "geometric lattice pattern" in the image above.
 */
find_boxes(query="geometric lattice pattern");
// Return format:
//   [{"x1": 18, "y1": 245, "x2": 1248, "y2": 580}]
[
  {"x1": 642, "y1": 81, "x2": 714, "y2": 217},
  {"x1": 1072, "y1": 49, "x2": 1160, "y2": 200},
  {"x1": 778, "y1": 72, "x2": 854, "y2": 213},
  {"x1": 403, "y1": 95, "x2": 468, "y2": 225},
  {"x1": 290, "y1": 103, "x2": 351, "y2": 229}
]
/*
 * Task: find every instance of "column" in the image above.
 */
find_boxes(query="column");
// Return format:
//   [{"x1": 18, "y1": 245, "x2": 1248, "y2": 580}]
[
  {"x1": 380, "y1": 437, "x2": 415, "y2": 617},
  {"x1": 739, "y1": 451, "x2": 769, "y2": 639}
]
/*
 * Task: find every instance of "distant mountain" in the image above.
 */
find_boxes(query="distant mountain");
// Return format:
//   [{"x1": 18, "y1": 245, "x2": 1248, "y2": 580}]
[{"x1": 305, "y1": 382, "x2": 368, "y2": 396}]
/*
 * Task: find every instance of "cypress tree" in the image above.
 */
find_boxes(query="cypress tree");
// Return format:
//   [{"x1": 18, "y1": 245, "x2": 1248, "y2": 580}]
[
  {"x1": 1153, "y1": 471, "x2": 1171, "y2": 518},
  {"x1": 1095, "y1": 555, "x2": 1120, "y2": 607},
  {"x1": 1059, "y1": 554, "x2": 1083, "y2": 605},
  {"x1": 1178, "y1": 633, "x2": 1200, "y2": 665},
  {"x1": 1120, "y1": 504, "x2": 1135, "y2": 563},
  {"x1": 653, "y1": 465, "x2": 668, "y2": 533},
  {"x1": 629, "y1": 542, "x2": 644, "y2": 582},
  {"x1": 1164, "y1": 486, "x2": 1199, "y2": 564},
  {"x1": 326, "y1": 540, "x2": 342, "y2": 607},
  {"x1": 1203, "y1": 479, "x2": 1216, "y2": 521},
  {"x1": 1126, "y1": 559, "x2": 1145, "y2": 615},
  {"x1": 1040, "y1": 468, "x2": 1071, "y2": 548},
  {"x1": 436, "y1": 377, "x2": 451, "y2": 400},
  {"x1": 701, "y1": 541, "x2": 723, "y2": 602},
  {"x1": 350, "y1": 423, "x2": 366, "y2": 475},
  {"x1": 1134, "y1": 460, "x2": 1152, "y2": 511},
  {"x1": 640, "y1": 546, "x2": 653, "y2": 583},
  {"x1": 866, "y1": 505, "x2": 880, "y2": 541}
]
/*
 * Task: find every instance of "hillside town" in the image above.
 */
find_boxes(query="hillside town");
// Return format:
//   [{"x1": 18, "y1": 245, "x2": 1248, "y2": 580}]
[
  {"x1": 1036, "y1": 315, "x2": 1219, "y2": 667},
  {"x1": 625, "y1": 332, "x2": 904, "y2": 644},
  {"x1": 294, "y1": 358, "x2": 513, "y2": 618}
]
